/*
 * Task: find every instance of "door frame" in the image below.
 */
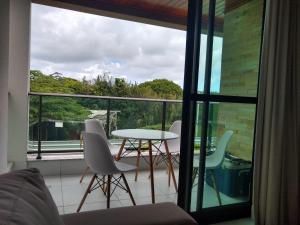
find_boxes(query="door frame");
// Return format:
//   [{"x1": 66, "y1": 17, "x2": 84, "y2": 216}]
[{"x1": 177, "y1": 0, "x2": 266, "y2": 223}]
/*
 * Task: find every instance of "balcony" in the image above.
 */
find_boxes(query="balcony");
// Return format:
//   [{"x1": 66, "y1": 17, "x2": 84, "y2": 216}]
[{"x1": 27, "y1": 92, "x2": 251, "y2": 214}]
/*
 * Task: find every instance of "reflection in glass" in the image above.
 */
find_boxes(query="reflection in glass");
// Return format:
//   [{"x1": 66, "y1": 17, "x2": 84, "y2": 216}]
[
  {"x1": 197, "y1": 0, "x2": 209, "y2": 93},
  {"x1": 28, "y1": 95, "x2": 40, "y2": 151},
  {"x1": 111, "y1": 100, "x2": 162, "y2": 130},
  {"x1": 190, "y1": 102, "x2": 203, "y2": 211},
  {"x1": 209, "y1": 0, "x2": 264, "y2": 96},
  {"x1": 191, "y1": 102, "x2": 255, "y2": 210}
]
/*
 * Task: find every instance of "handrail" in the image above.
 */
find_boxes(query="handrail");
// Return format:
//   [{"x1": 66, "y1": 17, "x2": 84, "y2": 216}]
[{"x1": 28, "y1": 92, "x2": 182, "y2": 103}]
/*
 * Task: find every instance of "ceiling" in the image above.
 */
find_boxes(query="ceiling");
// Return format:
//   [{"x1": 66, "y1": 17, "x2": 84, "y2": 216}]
[{"x1": 32, "y1": 0, "x2": 252, "y2": 32}]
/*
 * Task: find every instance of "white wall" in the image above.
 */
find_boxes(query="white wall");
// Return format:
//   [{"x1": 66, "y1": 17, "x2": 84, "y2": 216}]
[
  {"x1": 7, "y1": 0, "x2": 31, "y2": 170},
  {"x1": 0, "y1": 0, "x2": 10, "y2": 173}
]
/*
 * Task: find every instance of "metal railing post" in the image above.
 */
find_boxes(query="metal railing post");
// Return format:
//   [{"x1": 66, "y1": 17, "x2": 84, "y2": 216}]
[
  {"x1": 36, "y1": 95, "x2": 42, "y2": 159},
  {"x1": 106, "y1": 99, "x2": 111, "y2": 138},
  {"x1": 161, "y1": 101, "x2": 167, "y2": 131}
]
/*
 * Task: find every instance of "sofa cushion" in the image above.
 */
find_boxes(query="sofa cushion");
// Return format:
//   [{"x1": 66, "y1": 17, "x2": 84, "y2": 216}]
[
  {"x1": 62, "y1": 202, "x2": 197, "y2": 225},
  {"x1": 0, "y1": 168, "x2": 64, "y2": 225}
]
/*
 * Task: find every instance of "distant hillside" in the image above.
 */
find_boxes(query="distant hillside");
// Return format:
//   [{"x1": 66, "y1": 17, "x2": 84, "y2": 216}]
[{"x1": 30, "y1": 70, "x2": 183, "y2": 100}]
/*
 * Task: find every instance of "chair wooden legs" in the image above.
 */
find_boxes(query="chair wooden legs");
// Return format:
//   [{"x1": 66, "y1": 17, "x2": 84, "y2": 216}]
[
  {"x1": 209, "y1": 170, "x2": 222, "y2": 206},
  {"x1": 107, "y1": 174, "x2": 135, "y2": 208},
  {"x1": 77, "y1": 174, "x2": 96, "y2": 212},
  {"x1": 121, "y1": 173, "x2": 136, "y2": 205},
  {"x1": 79, "y1": 166, "x2": 89, "y2": 183},
  {"x1": 150, "y1": 151, "x2": 178, "y2": 191},
  {"x1": 78, "y1": 173, "x2": 135, "y2": 211},
  {"x1": 191, "y1": 168, "x2": 222, "y2": 205},
  {"x1": 100, "y1": 175, "x2": 107, "y2": 194}
]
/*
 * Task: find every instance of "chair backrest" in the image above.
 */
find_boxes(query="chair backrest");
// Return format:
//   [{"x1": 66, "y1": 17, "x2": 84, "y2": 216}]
[
  {"x1": 207, "y1": 130, "x2": 233, "y2": 168},
  {"x1": 82, "y1": 132, "x2": 118, "y2": 175},
  {"x1": 169, "y1": 120, "x2": 181, "y2": 136},
  {"x1": 85, "y1": 119, "x2": 107, "y2": 138}
]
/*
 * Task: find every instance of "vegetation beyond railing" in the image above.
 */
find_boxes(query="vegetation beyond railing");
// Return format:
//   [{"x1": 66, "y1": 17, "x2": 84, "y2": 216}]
[
  {"x1": 28, "y1": 92, "x2": 183, "y2": 159},
  {"x1": 28, "y1": 71, "x2": 219, "y2": 159}
]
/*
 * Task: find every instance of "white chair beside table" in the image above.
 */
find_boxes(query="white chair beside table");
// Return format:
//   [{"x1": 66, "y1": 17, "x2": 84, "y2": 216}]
[
  {"x1": 151, "y1": 120, "x2": 182, "y2": 191},
  {"x1": 80, "y1": 119, "x2": 120, "y2": 183},
  {"x1": 77, "y1": 132, "x2": 136, "y2": 212}
]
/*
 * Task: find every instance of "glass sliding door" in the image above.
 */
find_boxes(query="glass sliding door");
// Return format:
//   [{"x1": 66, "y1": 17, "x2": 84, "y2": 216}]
[{"x1": 178, "y1": 0, "x2": 264, "y2": 223}]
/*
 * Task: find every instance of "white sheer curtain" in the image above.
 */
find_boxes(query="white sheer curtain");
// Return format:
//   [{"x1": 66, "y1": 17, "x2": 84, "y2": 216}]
[{"x1": 253, "y1": 0, "x2": 300, "y2": 224}]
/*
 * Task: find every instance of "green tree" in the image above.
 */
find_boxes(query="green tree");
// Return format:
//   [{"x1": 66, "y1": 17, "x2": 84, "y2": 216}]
[
  {"x1": 92, "y1": 75, "x2": 111, "y2": 96},
  {"x1": 112, "y1": 78, "x2": 130, "y2": 97},
  {"x1": 29, "y1": 70, "x2": 183, "y2": 140},
  {"x1": 42, "y1": 97, "x2": 90, "y2": 121},
  {"x1": 138, "y1": 79, "x2": 182, "y2": 99}
]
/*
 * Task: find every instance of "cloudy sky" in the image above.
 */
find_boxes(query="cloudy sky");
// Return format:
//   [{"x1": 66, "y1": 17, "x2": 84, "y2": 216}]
[{"x1": 30, "y1": 3, "x2": 222, "y2": 91}]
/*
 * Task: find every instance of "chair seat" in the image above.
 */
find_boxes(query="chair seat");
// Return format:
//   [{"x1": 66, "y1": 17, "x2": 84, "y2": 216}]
[{"x1": 115, "y1": 161, "x2": 136, "y2": 172}]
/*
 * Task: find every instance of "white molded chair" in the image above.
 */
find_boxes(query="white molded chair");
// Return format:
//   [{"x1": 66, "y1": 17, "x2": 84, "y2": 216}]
[
  {"x1": 85, "y1": 119, "x2": 120, "y2": 155},
  {"x1": 161, "y1": 120, "x2": 182, "y2": 154},
  {"x1": 80, "y1": 119, "x2": 120, "y2": 183},
  {"x1": 77, "y1": 132, "x2": 136, "y2": 212},
  {"x1": 150, "y1": 120, "x2": 182, "y2": 191},
  {"x1": 192, "y1": 130, "x2": 233, "y2": 206}
]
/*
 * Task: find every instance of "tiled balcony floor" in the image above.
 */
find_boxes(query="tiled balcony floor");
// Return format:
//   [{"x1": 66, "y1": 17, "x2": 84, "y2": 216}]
[
  {"x1": 44, "y1": 168, "x2": 247, "y2": 215},
  {"x1": 44, "y1": 169, "x2": 178, "y2": 215}
]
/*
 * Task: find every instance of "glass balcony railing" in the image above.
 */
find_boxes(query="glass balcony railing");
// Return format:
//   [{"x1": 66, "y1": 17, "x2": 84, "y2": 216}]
[
  {"x1": 28, "y1": 92, "x2": 221, "y2": 159},
  {"x1": 28, "y1": 92, "x2": 183, "y2": 159}
]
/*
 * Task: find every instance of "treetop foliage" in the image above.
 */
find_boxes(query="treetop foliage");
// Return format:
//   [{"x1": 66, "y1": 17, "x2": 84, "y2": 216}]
[
  {"x1": 29, "y1": 71, "x2": 183, "y2": 130},
  {"x1": 30, "y1": 70, "x2": 183, "y2": 99}
]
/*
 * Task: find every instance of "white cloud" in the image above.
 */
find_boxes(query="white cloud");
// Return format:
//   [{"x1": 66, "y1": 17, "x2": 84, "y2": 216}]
[{"x1": 30, "y1": 4, "x2": 187, "y2": 86}]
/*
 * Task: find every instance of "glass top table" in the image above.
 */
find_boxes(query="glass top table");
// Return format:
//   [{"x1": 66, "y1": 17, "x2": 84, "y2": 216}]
[
  {"x1": 111, "y1": 129, "x2": 178, "y2": 141},
  {"x1": 111, "y1": 129, "x2": 179, "y2": 203}
]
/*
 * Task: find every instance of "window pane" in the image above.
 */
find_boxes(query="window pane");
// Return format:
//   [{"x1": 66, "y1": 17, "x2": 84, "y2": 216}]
[
  {"x1": 197, "y1": 1, "x2": 209, "y2": 93},
  {"x1": 39, "y1": 96, "x2": 91, "y2": 153},
  {"x1": 190, "y1": 0, "x2": 263, "y2": 214},
  {"x1": 202, "y1": 102, "x2": 256, "y2": 208},
  {"x1": 110, "y1": 100, "x2": 162, "y2": 131},
  {"x1": 190, "y1": 102, "x2": 203, "y2": 211},
  {"x1": 210, "y1": 0, "x2": 264, "y2": 96},
  {"x1": 28, "y1": 95, "x2": 40, "y2": 153}
]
